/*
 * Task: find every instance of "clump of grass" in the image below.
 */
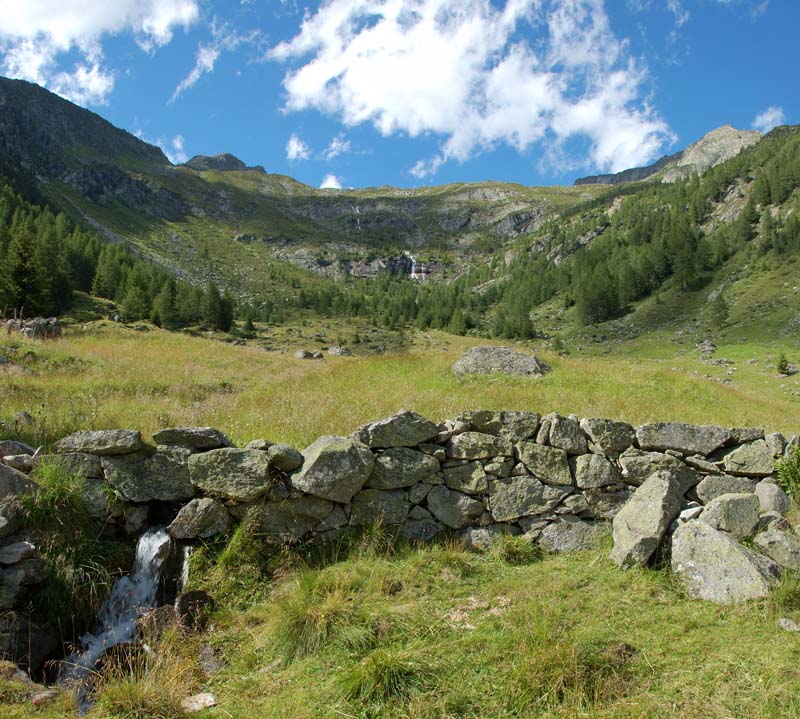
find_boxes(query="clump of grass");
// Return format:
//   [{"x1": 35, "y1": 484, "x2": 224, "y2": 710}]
[
  {"x1": 90, "y1": 643, "x2": 198, "y2": 719},
  {"x1": 22, "y1": 460, "x2": 90, "y2": 529},
  {"x1": 508, "y1": 614, "x2": 636, "y2": 713},
  {"x1": 776, "y1": 445, "x2": 800, "y2": 499},
  {"x1": 339, "y1": 645, "x2": 431, "y2": 703},
  {"x1": 766, "y1": 572, "x2": 800, "y2": 615},
  {"x1": 491, "y1": 534, "x2": 543, "y2": 566},
  {"x1": 271, "y1": 568, "x2": 372, "y2": 660}
]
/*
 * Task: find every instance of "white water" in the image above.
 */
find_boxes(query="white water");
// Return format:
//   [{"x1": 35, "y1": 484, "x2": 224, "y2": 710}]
[
  {"x1": 405, "y1": 251, "x2": 418, "y2": 280},
  {"x1": 179, "y1": 545, "x2": 192, "y2": 592},
  {"x1": 353, "y1": 204, "x2": 361, "y2": 231},
  {"x1": 60, "y1": 528, "x2": 173, "y2": 687}
]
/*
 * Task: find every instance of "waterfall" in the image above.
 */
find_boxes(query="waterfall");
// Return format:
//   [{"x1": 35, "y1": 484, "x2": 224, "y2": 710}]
[
  {"x1": 353, "y1": 205, "x2": 361, "y2": 231},
  {"x1": 60, "y1": 528, "x2": 173, "y2": 692},
  {"x1": 179, "y1": 545, "x2": 192, "y2": 592},
  {"x1": 404, "y1": 252, "x2": 419, "y2": 280}
]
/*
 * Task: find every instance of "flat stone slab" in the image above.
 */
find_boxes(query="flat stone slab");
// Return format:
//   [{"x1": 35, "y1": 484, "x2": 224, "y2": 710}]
[
  {"x1": 635, "y1": 422, "x2": 731, "y2": 456},
  {"x1": 488, "y1": 476, "x2": 571, "y2": 522},
  {"x1": 721, "y1": 440, "x2": 774, "y2": 477},
  {"x1": 426, "y1": 485, "x2": 484, "y2": 528},
  {"x1": 103, "y1": 446, "x2": 196, "y2": 502},
  {"x1": 354, "y1": 410, "x2": 439, "y2": 448},
  {"x1": 188, "y1": 448, "x2": 271, "y2": 501},
  {"x1": 151, "y1": 427, "x2": 232, "y2": 450},
  {"x1": 53, "y1": 430, "x2": 142, "y2": 456},
  {"x1": 368, "y1": 447, "x2": 439, "y2": 490},
  {"x1": 448, "y1": 432, "x2": 513, "y2": 460},
  {"x1": 516, "y1": 442, "x2": 572, "y2": 486}
]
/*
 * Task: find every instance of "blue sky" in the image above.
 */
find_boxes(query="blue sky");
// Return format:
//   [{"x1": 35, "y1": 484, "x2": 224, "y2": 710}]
[{"x1": 0, "y1": 0, "x2": 796, "y2": 189}]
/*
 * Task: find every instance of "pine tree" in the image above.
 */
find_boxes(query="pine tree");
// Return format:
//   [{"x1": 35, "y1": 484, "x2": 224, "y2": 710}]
[
  {"x1": 152, "y1": 279, "x2": 179, "y2": 328},
  {"x1": 0, "y1": 226, "x2": 47, "y2": 314}
]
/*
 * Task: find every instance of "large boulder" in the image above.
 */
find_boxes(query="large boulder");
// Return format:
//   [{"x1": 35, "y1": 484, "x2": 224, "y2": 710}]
[
  {"x1": 538, "y1": 516, "x2": 609, "y2": 553},
  {"x1": 516, "y1": 442, "x2": 572, "y2": 486},
  {"x1": 103, "y1": 446, "x2": 195, "y2": 502},
  {"x1": 755, "y1": 480, "x2": 790, "y2": 515},
  {"x1": 354, "y1": 410, "x2": 439, "y2": 448},
  {"x1": 452, "y1": 346, "x2": 550, "y2": 377},
  {"x1": 258, "y1": 496, "x2": 336, "y2": 540},
  {"x1": 267, "y1": 444, "x2": 304, "y2": 472},
  {"x1": 573, "y1": 454, "x2": 621, "y2": 489},
  {"x1": 151, "y1": 427, "x2": 231, "y2": 451},
  {"x1": 448, "y1": 432, "x2": 513, "y2": 460},
  {"x1": 293, "y1": 436, "x2": 375, "y2": 503},
  {"x1": 753, "y1": 526, "x2": 800, "y2": 571},
  {"x1": 426, "y1": 485, "x2": 483, "y2": 528},
  {"x1": 488, "y1": 476, "x2": 571, "y2": 522},
  {"x1": 635, "y1": 422, "x2": 731, "y2": 456},
  {"x1": 671, "y1": 520, "x2": 781, "y2": 603},
  {"x1": 460, "y1": 410, "x2": 540, "y2": 442},
  {"x1": 695, "y1": 475, "x2": 757, "y2": 504},
  {"x1": 349, "y1": 489, "x2": 409, "y2": 526},
  {"x1": 700, "y1": 493, "x2": 760, "y2": 539},
  {"x1": 618, "y1": 448, "x2": 697, "y2": 489},
  {"x1": 721, "y1": 440, "x2": 775, "y2": 477},
  {"x1": 0, "y1": 464, "x2": 36, "y2": 501},
  {"x1": 188, "y1": 448, "x2": 271, "y2": 501},
  {"x1": 53, "y1": 429, "x2": 142, "y2": 456},
  {"x1": 367, "y1": 447, "x2": 439, "y2": 489},
  {"x1": 579, "y1": 418, "x2": 636, "y2": 456},
  {"x1": 167, "y1": 498, "x2": 230, "y2": 539},
  {"x1": 610, "y1": 470, "x2": 682, "y2": 568}
]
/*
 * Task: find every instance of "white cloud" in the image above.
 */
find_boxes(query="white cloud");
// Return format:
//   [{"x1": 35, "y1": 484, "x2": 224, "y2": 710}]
[
  {"x1": 667, "y1": 0, "x2": 690, "y2": 28},
  {"x1": 286, "y1": 133, "x2": 311, "y2": 161},
  {"x1": 320, "y1": 173, "x2": 343, "y2": 189},
  {"x1": 752, "y1": 106, "x2": 785, "y2": 133},
  {"x1": 269, "y1": 0, "x2": 674, "y2": 177},
  {"x1": 0, "y1": 0, "x2": 199, "y2": 106},
  {"x1": 324, "y1": 134, "x2": 351, "y2": 160},
  {"x1": 170, "y1": 22, "x2": 261, "y2": 102}
]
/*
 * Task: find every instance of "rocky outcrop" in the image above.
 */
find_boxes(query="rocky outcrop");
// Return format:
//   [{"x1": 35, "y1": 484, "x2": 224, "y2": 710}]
[
  {"x1": 452, "y1": 346, "x2": 550, "y2": 377},
  {"x1": 54, "y1": 430, "x2": 142, "y2": 456}
]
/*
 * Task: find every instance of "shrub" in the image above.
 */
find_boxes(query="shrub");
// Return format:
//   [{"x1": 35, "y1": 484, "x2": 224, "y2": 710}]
[
  {"x1": 777, "y1": 444, "x2": 800, "y2": 499},
  {"x1": 777, "y1": 352, "x2": 791, "y2": 374},
  {"x1": 492, "y1": 534, "x2": 543, "y2": 566}
]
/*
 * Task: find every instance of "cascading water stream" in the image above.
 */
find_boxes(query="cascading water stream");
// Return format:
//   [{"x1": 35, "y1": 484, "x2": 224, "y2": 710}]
[
  {"x1": 59, "y1": 527, "x2": 173, "y2": 705},
  {"x1": 405, "y1": 251, "x2": 418, "y2": 280}
]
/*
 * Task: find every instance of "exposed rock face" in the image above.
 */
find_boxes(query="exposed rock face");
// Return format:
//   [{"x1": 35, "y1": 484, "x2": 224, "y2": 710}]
[
  {"x1": 167, "y1": 498, "x2": 230, "y2": 539},
  {"x1": 53, "y1": 429, "x2": 142, "y2": 456},
  {"x1": 538, "y1": 515, "x2": 609, "y2": 553},
  {"x1": 367, "y1": 447, "x2": 439, "y2": 489},
  {"x1": 35, "y1": 452, "x2": 103, "y2": 479},
  {"x1": 0, "y1": 612, "x2": 58, "y2": 672},
  {"x1": 451, "y1": 346, "x2": 550, "y2": 377},
  {"x1": 102, "y1": 447, "x2": 196, "y2": 502},
  {"x1": 755, "y1": 481, "x2": 790, "y2": 515},
  {"x1": 618, "y1": 448, "x2": 696, "y2": 488},
  {"x1": 444, "y1": 462, "x2": 489, "y2": 494},
  {"x1": 152, "y1": 427, "x2": 232, "y2": 451},
  {"x1": 188, "y1": 448, "x2": 271, "y2": 501},
  {"x1": 184, "y1": 153, "x2": 265, "y2": 173},
  {"x1": 516, "y1": 442, "x2": 573, "y2": 486},
  {"x1": 671, "y1": 520, "x2": 781, "y2": 603},
  {"x1": 699, "y1": 493, "x2": 760, "y2": 539},
  {"x1": 354, "y1": 410, "x2": 439, "y2": 449},
  {"x1": 635, "y1": 423, "x2": 731, "y2": 456},
  {"x1": 293, "y1": 436, "x2": 375, "y2": 503},
  {"x1": 459, "y1": 410, "x2": 540, "y2": 442},
  {"x1": 610, "y1": 470, "x2": 682, "y2": 568}
]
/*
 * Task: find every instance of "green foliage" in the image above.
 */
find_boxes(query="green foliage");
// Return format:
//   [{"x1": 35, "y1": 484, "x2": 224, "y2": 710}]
[
  {"x1": 777, "y1": 352, "x2": 790, "y2": 374},
  {"x1": 776, "y1": 444, "x2": 800, "y2": 498},
  {"x1": 340, "y1": 645, "x2": 431, "y2": 703},
  {"x1": 710, "y1": 292, "x2": 730, "y2": 328},
  {"x1": 491, "y1": 534, "x2": 543, "y2": 565}
]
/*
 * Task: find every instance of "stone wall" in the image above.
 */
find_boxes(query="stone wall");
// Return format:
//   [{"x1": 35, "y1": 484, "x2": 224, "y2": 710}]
[{"x1": 2, "y1": 409, "x2": 799, "y2": 621}]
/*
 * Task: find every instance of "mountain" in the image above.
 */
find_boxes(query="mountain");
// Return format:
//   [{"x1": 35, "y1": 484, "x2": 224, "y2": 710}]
[
  {"x1": 574, "y1": 125, "x2": 762, "y2": 186},
  {"x1": 0, "y1": 76, "x2": 605, "y2": 291}
]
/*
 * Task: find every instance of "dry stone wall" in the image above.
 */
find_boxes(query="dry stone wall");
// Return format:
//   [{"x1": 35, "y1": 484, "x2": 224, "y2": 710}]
[{"x1": 2, "y1": 410, "x2": 799, "y2": 615}]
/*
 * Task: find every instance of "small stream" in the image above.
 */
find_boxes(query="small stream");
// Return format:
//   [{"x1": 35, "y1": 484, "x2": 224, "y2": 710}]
[{"x1": 59, "y1": 527, "x2": 174, "y2": 709}]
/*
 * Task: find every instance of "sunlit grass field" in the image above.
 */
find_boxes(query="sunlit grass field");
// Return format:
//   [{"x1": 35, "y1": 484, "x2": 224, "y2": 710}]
[{"x1": 1, "y1": 321, "x2": 798, "y2": 449}]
